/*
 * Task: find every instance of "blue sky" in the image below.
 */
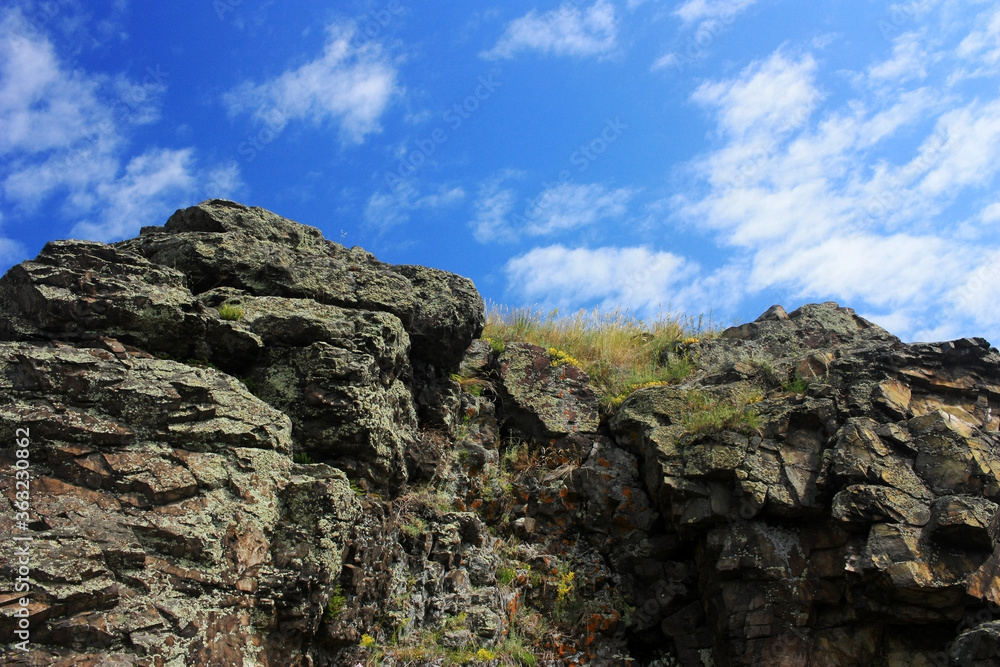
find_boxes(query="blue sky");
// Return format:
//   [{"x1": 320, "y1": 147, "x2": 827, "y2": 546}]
[{"x1": 2, "y1": 1, "x2": 1000, "y2": 344}]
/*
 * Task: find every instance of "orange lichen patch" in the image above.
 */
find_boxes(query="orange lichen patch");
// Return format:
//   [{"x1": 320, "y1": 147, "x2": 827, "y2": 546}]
[
  {"x1": 597, "y1": 457, "x2": 612, "y2": 468},
  {"x1": 506, "y1": 591, "x2": 522, "y2": 618},
  {"x1": 584, "y1": 609, "x2": 621, "y2": 635}
]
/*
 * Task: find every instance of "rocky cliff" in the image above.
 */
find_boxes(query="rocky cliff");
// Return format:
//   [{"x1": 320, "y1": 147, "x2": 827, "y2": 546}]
[{"x1": 1, "y1": 200, "x2": 998, "y2": 667}]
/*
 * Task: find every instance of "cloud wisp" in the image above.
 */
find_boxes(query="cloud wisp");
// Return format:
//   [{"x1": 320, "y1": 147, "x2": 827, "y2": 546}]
[
  {"x1": 504, "y1": 244, "x2": 690, "y2": 313},
  {"x1": 673, "y1": 27, "x2": 1000, "y2": 340},
  {"x1": 481, "y1": 1, "x2": 618, "y2": 60},
  {"x1": 0, "y1": 6, "x2": 234, "y2": 244},
  {"x1": 225, "y1": 21, "x2": 400, "y2": 144},
  {"x1": 469, "y1": 177, "x2": 634, "y2": 243},
  {"x1": 502, "y1": 9, "x2": 1000, "y2": 343}
]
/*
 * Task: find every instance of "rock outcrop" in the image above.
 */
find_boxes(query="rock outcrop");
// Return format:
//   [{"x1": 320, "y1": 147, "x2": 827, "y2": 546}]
[
  {"x1": 613, "y1": 304, "x2": 1000, "y2": 665},
  {"x1": 0, "y1": 201, "x2": 998, "y2": 666}
]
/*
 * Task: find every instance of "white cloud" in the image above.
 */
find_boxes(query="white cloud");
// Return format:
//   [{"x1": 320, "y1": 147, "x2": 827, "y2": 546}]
[
  {"x1": 949, "y1": 248, "x2": 1000, "y2": 335},
  {"x1": 672, "y1": 14, "x2": 1000, "y2": 343},
  {"x1": 469, "y1": 178, "x2": 634, "y2": 243},
  {"x1": 470, "y1": 180, "x2": 518, "y2": 243},
  {"x1": 481, "y1": 1, "x2": 617, "y2": 60},
  {"x1": 0, "y1": 6, "x2": 239, "y2": 243},
  {"x1": 504, "y1": 245, "x2": 690, "y2": 312},
  {"x1": 0, "y1": 209, "x2": 24, "y2": 266},
  {"x1": 365, "y1": 181, "x2": 464, "y2": 233},
  {"x1": 650, "y1": 52, "x2": 679, "y2": 71},
  {"x1": 0, "y1": 13, "x2": 115, "y2": 155},
  {"x1": 524, "y1": 183, "x2": 634, "y2": 235},
  {"x1": 224, "y1": 22, "x2": 399, "y2": 144},
  {"x1": 916, "y1": 99, "x2": 1000, "y2": 197},
  {"x1": 867, "y1": 32, "x2": 930, "y2": 84},
  {"x1": 692, "y1": 52, "x2": 820, "y2": 138},
  {"x1": 980, "y1": 201, "x2": 1000, "y2": 224},
  {"x1": 749, "y1": 233, "x2": 965, "y2": 308},
  {"x1": 651, "y1": 0, "x2": 760, "y2": 72},
  {"x1": 70, "y1": 148, "x2": 198, "y2": 241},
  {"x1": 674, "y1": 0, "x2": 760, "y2": 25},
  {"x1": 955, "y1": 5, "x2": 1000, "y2": 73}
]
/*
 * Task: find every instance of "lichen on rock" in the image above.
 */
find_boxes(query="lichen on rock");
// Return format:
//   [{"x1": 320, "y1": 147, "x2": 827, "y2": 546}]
[{"x1": 1, "y1": 202, "x2": 999, "y2": 666}]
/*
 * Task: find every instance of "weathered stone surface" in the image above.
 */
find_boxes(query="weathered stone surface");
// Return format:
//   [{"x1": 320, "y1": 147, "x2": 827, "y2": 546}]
[
  {"x1": 0, "y1": 340, "x2": 360, "y2": 665},
  {"x1": 0, "y1": 240, "x2": 260, "y2": 369},
  {"x1": 198, "y1": 288, "x2": 418, "y2": 491},
  {"x1": 951, "y1": 621, "x2": 1000, "y2": 667},
  {"x1": 116, "y1": 199, "x2": 484, "y2": 371},
  {"x1": 4, "y1": 201, "x2": 1000, "y2": 666},
  {"x1": 612, "y1": 303, "x2": 1000, "y2": 665},
  {"x1": 495, "y1": 342, "x2": 600, "y2": 443}
]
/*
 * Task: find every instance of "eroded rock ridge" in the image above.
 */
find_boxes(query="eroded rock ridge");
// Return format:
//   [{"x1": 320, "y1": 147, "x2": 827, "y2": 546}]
[{"x1": 0, "y1": 201, "x2": 998, "y2": 666}]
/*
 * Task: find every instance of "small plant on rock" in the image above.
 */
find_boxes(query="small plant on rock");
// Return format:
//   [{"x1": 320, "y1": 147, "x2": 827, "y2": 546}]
[
  {"x1": 324, "y1": 584, "x2": 346, "y2": 620},
  {"x1": 782, "y1": 373, "x2": 810, "y2": 394},
  {"x1": 218, "y1": 303, "x2": 244, "y2": 321},
  {"x1": 400, "y1": 517, "x2": 428, "y2": 538},
  {"x1": 474, "y1": 647, "x2": 498, "y2": 662},
  {"x1": 497, "y1": 565, "x2": 518, "y2": 586},
  {"x1": 683, "y1": 389, "x2": 763, "y2": 436},
  {"x1": 451, "y1": 372, "x2": 493, "y2": 397},
  {"x1": 547, "y1": 347, "x2": 582, "y2": 368},
  {"x1": 482, "y1": 336, "x2": 506, "y2": 354}
]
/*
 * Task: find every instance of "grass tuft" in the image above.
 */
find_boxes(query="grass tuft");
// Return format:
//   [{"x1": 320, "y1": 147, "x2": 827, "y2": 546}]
[
  {"x1": 682, "y1": 388, "x2": 763, "y2": 436},
  {"x1": 482, "y1": 302, "x2": 715, "y2": 408},
  {"x1": 218, "y1": 303, "x2": 244, "y2": 321}
]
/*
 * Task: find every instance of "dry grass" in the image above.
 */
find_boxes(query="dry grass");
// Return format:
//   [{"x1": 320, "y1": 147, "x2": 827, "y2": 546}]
[{"x1": 482, "y1": 302, "x2": 718, "y2": 408}]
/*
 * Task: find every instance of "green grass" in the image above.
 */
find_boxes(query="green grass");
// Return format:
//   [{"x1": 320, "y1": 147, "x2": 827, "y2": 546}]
[
  {"x1": 324, "y1": 584, "x2": 346, "y2": 621},
  {"x1": 482, "y1": 303, "x2": 715, "y2": 408},
  {"x1": 218, "y1": 303, "x2": 244, "y2": 321},
  {"x1": 400, "y1": 517, "x2": 428, "y2": 538},
  {"x1": 782, "y1": 375, "x2": 810, "y2": 394},
  {"x1": 682, "y1": 389, "x2": 763, "y2": 436},
  {"x1": 496, "y1": 565, "x2": 517, "y2": 586},
  {"x1": 451, "y1": 372, "x2": 492, "y2": 397},
  {"x1": 292, "y1": 452, "x2": 314, "y2": 464}
]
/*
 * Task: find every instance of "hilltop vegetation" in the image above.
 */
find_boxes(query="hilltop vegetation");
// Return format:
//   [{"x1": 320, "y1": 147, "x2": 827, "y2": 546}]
[{"x1": 481, "y1": 303, "x2": 717, "y2": 409}]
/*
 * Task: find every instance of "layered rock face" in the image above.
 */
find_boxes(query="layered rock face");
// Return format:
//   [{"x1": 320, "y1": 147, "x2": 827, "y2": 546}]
[
  {"x1": 0, "y1": 201, "x2": 998, "y2": 666},
  {"x1": 613, "y1": 304, "x2": 1000, "y2": 665}
]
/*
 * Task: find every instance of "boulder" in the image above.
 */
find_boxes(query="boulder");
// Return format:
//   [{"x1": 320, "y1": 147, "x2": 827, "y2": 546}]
[
  {"x1": 116, "y1": 199, "x2": 484, "y2": 372},
  {"x1": 494, "y1": 342, "x2": 600, "y2": 445}
]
